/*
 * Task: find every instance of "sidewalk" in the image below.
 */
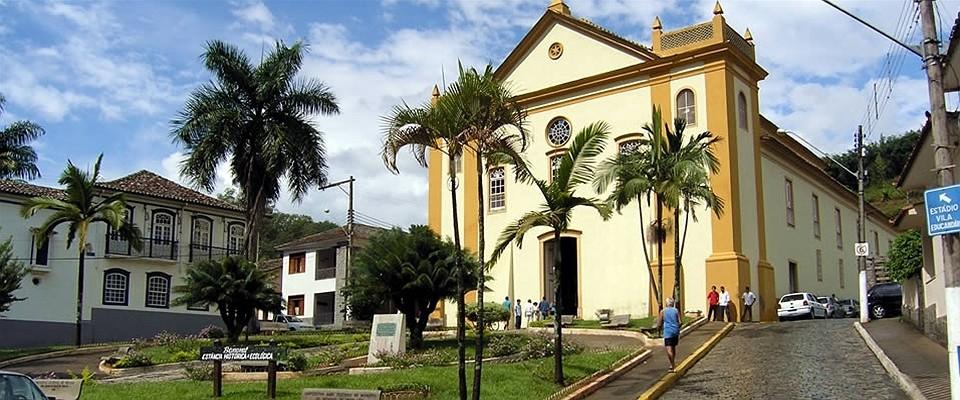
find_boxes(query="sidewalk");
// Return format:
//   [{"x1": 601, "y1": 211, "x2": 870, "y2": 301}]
[
  {"x1": 862, "y1": 318, "x2": 951, "y2": 400},
  {"x1": 583, "y1": 321, "x2": 725, "y2": 400}
]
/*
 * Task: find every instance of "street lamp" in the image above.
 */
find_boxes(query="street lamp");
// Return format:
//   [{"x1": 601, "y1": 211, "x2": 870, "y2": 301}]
[
  {"x1": 319, "y1": 176, "x2": 355, "y2": 327},
  {"x1": 777, "y1": 128, "x2": 869, "y2": 323}
]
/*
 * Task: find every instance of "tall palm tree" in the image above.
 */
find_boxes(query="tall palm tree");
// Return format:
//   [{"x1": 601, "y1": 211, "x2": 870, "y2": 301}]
[
  {"x1": 171, "y1": 40, "x2": 339, "y2": 258},
  {"x1": 20, "y1": 154, "x2": 142, "y2": 346},
  {"x1": 445, "y1": 63, "x2": 528, "y2": 399},
  {"x1": 659, "y1": 118, "x2": 723, "y2": 307},
  {"x1": 382, "y1": 90, "x2": 472, "y2": 400},
  {"x1": 0, "y1": 93, "x2": 45, "y2": 181},
  {"x1": 594, "y1": 107, "x2": 675, "y2": 311},
  {"x1": 490, "y1": 122, "x2": 612, "y2": 385}
]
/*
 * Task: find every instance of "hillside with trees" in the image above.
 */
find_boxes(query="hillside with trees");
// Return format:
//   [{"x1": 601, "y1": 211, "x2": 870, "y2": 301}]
[{"x1": 823, "y1": 130, "x2": 921, "y2": 217}]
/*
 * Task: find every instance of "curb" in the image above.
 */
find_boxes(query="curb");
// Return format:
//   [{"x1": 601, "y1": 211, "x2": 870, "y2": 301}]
[
  {"x1": 0, "y1": 345, "x2": 118, "y2": 369},
  {"x1": 554, "y1": 349, "x2": 653, "y2": 400},
  {"x1": 636, "y1": 322, "x2": 734, "y2": 400},
  {"x1": 853, "y1": 322, "x2": 927, "y2": 400}
]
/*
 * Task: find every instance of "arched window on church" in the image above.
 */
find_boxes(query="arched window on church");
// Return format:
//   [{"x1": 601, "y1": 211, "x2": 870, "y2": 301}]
[{"x1": 676, "y1": 89, "x2": 696, "y2": 126}]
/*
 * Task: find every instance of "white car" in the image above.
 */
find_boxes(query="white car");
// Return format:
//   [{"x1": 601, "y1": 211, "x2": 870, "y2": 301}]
[
  {"x1": 777, "y1": 292, "x2": 828, "y2": 321},
  {"x1": 260, "y1": 315, "x2": 316, "y2": 332},
  {"x1": 0, "y1": 370, "x2": 49, "y2": 399}
]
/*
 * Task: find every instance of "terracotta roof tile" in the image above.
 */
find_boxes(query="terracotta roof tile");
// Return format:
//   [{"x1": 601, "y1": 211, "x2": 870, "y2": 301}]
[
  {"x1": 96, "y1": 170, "x2": 243, "y2": 212},
  {"x1": 0, "y1": 180, "x2": 66, "y2": 200}
]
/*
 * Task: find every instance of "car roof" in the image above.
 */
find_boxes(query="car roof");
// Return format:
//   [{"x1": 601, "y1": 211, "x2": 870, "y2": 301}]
[
  {"x1": 780, "y1": 292, "x2": 811, "y2": 297},
  {"x1": 0, "y1": 370, "x2": 31, "y2": 378}
]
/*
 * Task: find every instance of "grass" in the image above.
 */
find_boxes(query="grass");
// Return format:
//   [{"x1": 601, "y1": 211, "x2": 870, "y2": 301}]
[
  {"x1": 82, "y1": 350, "x2": 630, "y2": 400},
  {"x1": 528, "y1": 316, "x2": 696, "y2": 333},
  {"x1": 133, "y1": 332, "x2": 371, "y2": 365},
  {"x1": 0, "y1": 345, "x2": 74, "y2": 363}
]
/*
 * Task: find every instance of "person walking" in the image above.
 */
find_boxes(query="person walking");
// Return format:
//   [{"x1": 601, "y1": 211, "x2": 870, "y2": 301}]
[
  {"x1": 657, "y1": 298, "x2": 683, "y2": 372},
  {"x1": 525, "y1": 299, "x2": 535, "y2": 326},
  {"x1": 514, "y1": 299, "x2": 523, "y2": 329},
  {"x1": 539, "y1": 297, "x2": 551, "y2": 320},
  {"x1": 718, "y1": 286, "x2": 731, "y2": 322},
  {"x1": 741, "y1": 286, "x2": 757, "y2": 322},
  {"x1": 707, "y1": 286, "x2": 720, "y2": 321},
  {"x1": 502, "y1": 296, "x2": 511, "y2": 330}
]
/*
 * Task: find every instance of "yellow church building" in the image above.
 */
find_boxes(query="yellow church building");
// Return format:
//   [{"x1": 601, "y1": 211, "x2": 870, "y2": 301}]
[{"x1": 426, "y1": 1, "x2": 898, "y2": 322}]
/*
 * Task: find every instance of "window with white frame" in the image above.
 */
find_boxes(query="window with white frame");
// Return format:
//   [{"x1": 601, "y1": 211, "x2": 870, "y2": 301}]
[
  {"x1": 489, "y1": 167, "x2": 506, "y2": 210},
  {"x1": 812, "y1": 194, "x2": 821, "y2": 239},
  {"x1": 619, "y1": 139, "x2": 642, "y2": 155},
  {"x1": 547, "y1": 117, "x2": 572, "y2": 146},
  {"x1": 676, "y1": 89, "x2": 696, "y2": 125},
  {"x1": 785, "y1": 178, "x2": 795, "y2": 227},
  {"x1": 103, "y1": 269, "x2": 129, "y2": 306},
  {"x1": 152, "y1": 211, "x2": 174, "y2": 243},
  {"x1": 193, "y1": 217, "x2": 212, "y2": 249},
  {"x1": 550, "y1": 155, "x2": 563, "y2": 182},
  {"x1": 835, "y1": 208, "x2": 843, "y2": 249},
  {"x1": 228, "y1": 223, "x2": 245, "y2": 252},
  {"x1": 145, "y1": 272, "x2": 171, "y2": 308}
]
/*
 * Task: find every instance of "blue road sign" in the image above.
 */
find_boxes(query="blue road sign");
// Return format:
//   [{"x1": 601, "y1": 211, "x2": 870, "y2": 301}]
[{"x1": 924, "y1": 184, "x2": 960, "y2": 236}]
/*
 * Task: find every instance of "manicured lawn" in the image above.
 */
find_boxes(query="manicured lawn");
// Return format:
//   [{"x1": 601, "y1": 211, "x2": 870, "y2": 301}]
[
  {"x1": 82, "y1": 350, "x2": 630, "y2": 399},
  {"x1": 0, "y1": 345, "x2": 74, "y2": 363},
  {"x1": 135, "y1": 331, "x2": 370, "y2": 365}
]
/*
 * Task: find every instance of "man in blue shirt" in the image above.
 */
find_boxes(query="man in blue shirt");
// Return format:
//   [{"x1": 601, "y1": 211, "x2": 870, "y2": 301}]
[
  {"x1": 538, "y1": 297, "x2": 551, "y2": 320},
  {"x1": 502, "y1": 296, "x2": 511, "y2": 330},
  {"x1": 658, "y1": 298, "x2": 682, "y2": 371}
]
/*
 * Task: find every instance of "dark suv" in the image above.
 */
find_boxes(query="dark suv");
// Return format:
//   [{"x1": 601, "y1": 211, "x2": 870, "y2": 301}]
[{"x1": 866, "y1": 283, "x2": 902, "y2": 319}]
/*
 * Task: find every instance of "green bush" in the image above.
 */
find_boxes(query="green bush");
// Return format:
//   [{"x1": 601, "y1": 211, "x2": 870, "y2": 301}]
[
  {"x1": 518, "y1": 332, "x2": 582, "y2": 361},
  {"x1": 375, "y1": 349, "x2": 453, "y2": 369},
  {"x1": 113, "y1": 352, "x2": 153, "y2": 368},
  {"x1": 887, "y1": 229, "x2": 923, "y2": 282},
  {"x1": 183, "y1": 363, "x2": 213, "y2": 381},
  {"x1": 465, "y1": 302, "x2": 509, "y2": 329},
  {"x1": 172, "y1": 351, "x2": 198, "y2": 363},
  {"x1": 285, "y1": 353, "x2": 308, "y2": 371},
  {"x1": 486, "y1": 334, "x2": 527, "y2": 357}
]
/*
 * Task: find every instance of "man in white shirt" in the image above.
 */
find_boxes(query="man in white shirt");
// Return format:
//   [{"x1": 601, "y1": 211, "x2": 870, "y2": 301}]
[
  {"x1": 741, "y1": 286, "x2": 758, "y2": 322},
  {"x1": 524, "y1": 300, "x2": 536, "y2": 326},
  {"x1": 718, "y1": 286, "x2": 731, "y2": 322}
]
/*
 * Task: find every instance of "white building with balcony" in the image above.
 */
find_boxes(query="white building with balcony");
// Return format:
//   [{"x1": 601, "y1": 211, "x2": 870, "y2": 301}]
[
  {"x1": 0, "y1": 171, "x2": 247, "y2": 346},
  {"x1": 276, "y1": 224, "x2": 381, "y2": 328}
]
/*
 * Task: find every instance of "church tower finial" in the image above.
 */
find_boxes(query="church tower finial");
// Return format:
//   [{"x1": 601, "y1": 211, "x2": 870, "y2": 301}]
[
  {"x1": 744, "y1": 28, "x2": 753, "y2": 45},
  {"x1": 653, "y1": 16, "x2": 662, "y2": 31},
  {"x1": 713, "y1": 1, "x2": 724, "y2": 15},
  {"x1": 548, "y1": 0, "x2": 571, "y2": 16}
]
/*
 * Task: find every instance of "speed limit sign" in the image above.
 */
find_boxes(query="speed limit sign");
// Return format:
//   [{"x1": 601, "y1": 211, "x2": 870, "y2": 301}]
[{"x1": 854, "y1": 242, "x2": 869, "y2": 257}]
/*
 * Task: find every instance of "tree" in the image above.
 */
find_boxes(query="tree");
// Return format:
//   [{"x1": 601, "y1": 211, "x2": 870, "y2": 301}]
[
  {"x1": 490, "y1": 122, "x2": 613, "y2": 385},
  {"x1": 257, "y1": 212, "x2": 338, "y2": 260},
  {"x1": 0, "y1": 236, "x2": 29, "y2": 313},
  {"x1": 0, "y1": 93, "x2": 45, "y2": 181},
  {"x1": 172, "y1": 40, "x2": 339, "y2": 259},
  {"x1": 445, "y1": 63, "x2": 527, "y2": 399},
  {"x1": 20, "y1": 154, "x2": 142, "y2": 345},
  {"x1": 342, "y1": 226, "x2": 479, "y2": 349},
  {"x1": 173, "y1": 256, "x2": 282, "y2": 343},
  {"x1": 660, "y1": 118, "x2": 723, "y2": 307},
  {"x1": 382, "y1": 85, "x2": 472, "y2": 398},
  {"x1": 886, "y1": 229, "x2": 923, "y2": 283}
]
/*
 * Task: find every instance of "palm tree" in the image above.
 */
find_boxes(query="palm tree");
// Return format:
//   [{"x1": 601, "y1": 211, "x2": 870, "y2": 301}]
[
  {"x1": 490, "y1": 122, "x2": 612, "y2": 385},
  {"x1": 171, "y1": 40, "x2": 339, "y2": 258},
  {"x1": 444, "y1": 63, "x2": 527, "y2": 399},
  {"x1": 20, "y1": 154, "x2": 142, "y2": 346},
  {"x1": 0, "y1": 93, "x2": 45, "y2": 181},
  {"x1": 173, "y1": 256, "x2": 282, "y2": 343},
  {"x1": 594, "y1": 107, "x2": 675, "y2": 311},
  {"x1": 382, "y1": 90, "x2": 472, "y2": 399},
  {"x1": 660, "y1": 118, "x2": 723, "y2": 306}
]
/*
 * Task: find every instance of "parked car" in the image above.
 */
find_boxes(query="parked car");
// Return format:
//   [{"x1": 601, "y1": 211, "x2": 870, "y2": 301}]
[
  {"x1": 259, "y1": 314, "x2": 316, "y2": 332},
  {"x1": 816, "y1": 296, "x2": 840, "y2": 318},
  {"x1": 867, "y1": 283, "x2": 902, "y2": 319},
  {"x1": 837, "y1": 299, "x2": 859, "y2": 318},
  {"x1": 777, "y1": 292, "x2": 828, "y2": 321},
  {"x1": 0, "y1": 370, "x2": 48, "y2": 400}
]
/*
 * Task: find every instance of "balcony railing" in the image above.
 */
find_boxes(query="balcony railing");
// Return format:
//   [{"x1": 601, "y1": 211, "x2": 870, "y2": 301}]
[
  {"x1": 189, "y1": 244, "x2": 244, "y2": 262},
  {"x1": 105, "y1": 233, "x2": 178, "y2": 261}
]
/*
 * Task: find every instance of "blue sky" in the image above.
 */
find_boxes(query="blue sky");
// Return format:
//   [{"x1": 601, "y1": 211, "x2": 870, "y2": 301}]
[{"x1": 1, "y1": 0, "x2": 958, "y2": 227}]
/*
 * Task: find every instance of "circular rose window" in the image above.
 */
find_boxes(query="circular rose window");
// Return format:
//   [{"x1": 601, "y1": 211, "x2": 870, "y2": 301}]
[
  {"x1": 547, "y1": 117, "x2": 572, "y2": 146},
  {"x1": 548, "y1": 42, "x2": 563, "y2": 60}
]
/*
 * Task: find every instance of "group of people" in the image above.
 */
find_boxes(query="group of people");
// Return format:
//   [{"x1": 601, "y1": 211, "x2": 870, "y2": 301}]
[
  {"x1": 706, "y1": 285, "x2": 758, "y2": 322},
  {"x1": 501, "y1": 296, "x2": 552, "y2": 329}
]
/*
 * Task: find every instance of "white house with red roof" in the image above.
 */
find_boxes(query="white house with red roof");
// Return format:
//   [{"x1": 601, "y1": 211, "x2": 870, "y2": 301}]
[{"x1": 0, "y1": 170, "x2": 247, "y2": 346}]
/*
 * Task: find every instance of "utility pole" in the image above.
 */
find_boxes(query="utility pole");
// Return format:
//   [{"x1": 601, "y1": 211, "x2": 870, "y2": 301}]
[
  {"x1": 320, "y1": 176, "x2": 355, "y2": 327},
  {"x1": 919, "y1": 1, "x2": 960, "y2": 397},
  {"x1": 857, "y1": 125, "x2": 868, "y2": 324}
]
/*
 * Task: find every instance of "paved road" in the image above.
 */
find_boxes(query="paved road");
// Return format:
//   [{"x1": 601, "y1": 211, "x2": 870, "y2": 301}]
[
  {"x1": 6, "y1": 349, "x2": 113, "y2": 378},
  {"x1": 662, "y1": 319, "x2": 907, "y2": 400}
]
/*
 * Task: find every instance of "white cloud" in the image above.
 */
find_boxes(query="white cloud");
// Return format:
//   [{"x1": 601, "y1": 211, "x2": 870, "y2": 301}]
[{"x1": 232, "y1": 1, "x2": 275, "y2": 31}]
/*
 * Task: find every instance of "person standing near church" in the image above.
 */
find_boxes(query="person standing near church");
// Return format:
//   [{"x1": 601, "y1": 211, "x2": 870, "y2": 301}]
[
  {"x1": 502, "y1": 296, "x2": 511, "y2": 330},
  {"x1": 658, "y1": 298, "x2": 682, "y2": 372},
  {"x1": 707, "y1": 286, "x2": 719, "y2": 321},
  {"x1": 741, "y1": 286, "x2": 757, "y2": 322},
  {"x1": 718, "y1": 286, "x2": 731, "y2": 322},
  {"x1": 514, "y1": 299, "x2": 523, "y2": 329}
]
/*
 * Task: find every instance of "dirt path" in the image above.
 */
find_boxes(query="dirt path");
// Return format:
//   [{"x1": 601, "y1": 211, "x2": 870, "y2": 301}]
[{"x1": 5, "y1": 349, "x2": 114, "y2": 378}]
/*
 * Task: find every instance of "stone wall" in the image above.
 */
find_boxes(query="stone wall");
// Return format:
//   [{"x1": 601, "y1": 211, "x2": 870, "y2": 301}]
[{"x1": 901, "y1": 303, "x2": 947, "y2": 347}]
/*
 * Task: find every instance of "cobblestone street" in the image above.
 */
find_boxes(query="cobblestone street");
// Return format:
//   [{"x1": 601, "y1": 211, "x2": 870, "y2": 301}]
[{"x1": 661, "y1": 319, "x2": 907, "y2": 400}]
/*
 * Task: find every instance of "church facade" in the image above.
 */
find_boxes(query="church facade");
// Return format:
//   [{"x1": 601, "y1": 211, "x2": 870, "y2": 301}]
[{"x1": 427, "y1": 1, "x2": 897, "y2": 322}]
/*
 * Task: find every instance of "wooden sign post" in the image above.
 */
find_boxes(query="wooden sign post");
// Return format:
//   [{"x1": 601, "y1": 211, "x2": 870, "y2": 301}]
[
  {"x1": 200, "y1": 339, "x2": 283, "y2": 399},
  {"x1": 212, "y1": 339, "x2": 222, "y2": 397},
  {"x1": 267, "y1": 339, "x2": 277, "y2": 399}
]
